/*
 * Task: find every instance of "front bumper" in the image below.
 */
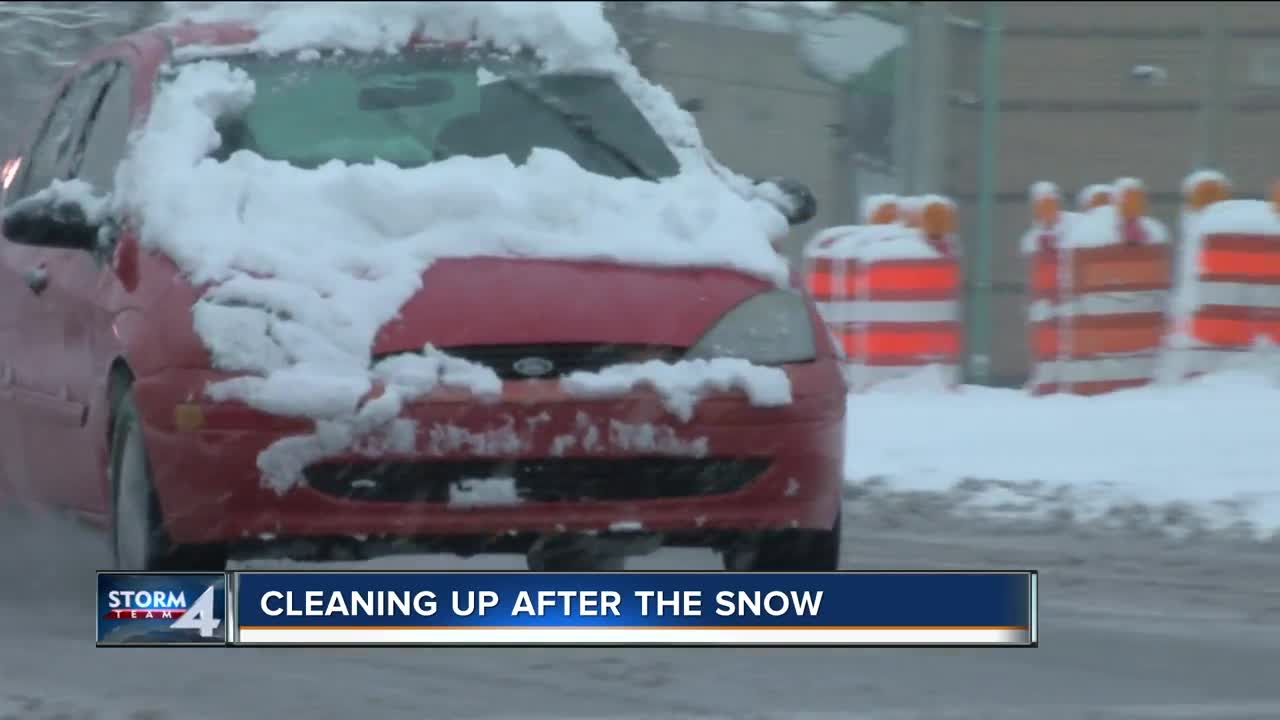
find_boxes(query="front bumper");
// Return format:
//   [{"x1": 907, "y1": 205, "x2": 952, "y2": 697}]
[{"x1": 132, "y1": 362, "x2": 846, "y2": 546}]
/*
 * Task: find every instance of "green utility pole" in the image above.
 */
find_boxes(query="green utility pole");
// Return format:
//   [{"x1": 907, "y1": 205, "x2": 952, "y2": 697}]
[
  {"x1": 1197, "y1": 2, "x2": 1227, "y2": 171},
  {"x1": 968, "y1": 1, "x2": 1003, "y2": 385}
]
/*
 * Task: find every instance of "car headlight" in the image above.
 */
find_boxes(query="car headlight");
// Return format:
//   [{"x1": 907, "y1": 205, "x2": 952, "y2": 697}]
[{"x1": 686, "y1": 290, "x2": 816, "y2": 365}]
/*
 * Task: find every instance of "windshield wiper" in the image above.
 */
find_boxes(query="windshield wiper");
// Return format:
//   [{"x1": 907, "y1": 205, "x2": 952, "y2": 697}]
[{"x1": 507, "y1": 77, "x2": 657, "y2": 182}]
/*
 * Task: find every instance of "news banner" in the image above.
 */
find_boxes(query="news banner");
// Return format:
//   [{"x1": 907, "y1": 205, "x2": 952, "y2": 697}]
[{"x1": 97, "y1": 570, "x2": 1037, "y2": 647}]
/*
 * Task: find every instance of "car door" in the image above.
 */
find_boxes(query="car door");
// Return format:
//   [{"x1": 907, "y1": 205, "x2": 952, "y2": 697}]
[
  {"x1": 0, "y1": 69, "x2": 90, "y2": 502},
  {"x1": 0, "y1": 59, "x2": 117, "y2": 507}
]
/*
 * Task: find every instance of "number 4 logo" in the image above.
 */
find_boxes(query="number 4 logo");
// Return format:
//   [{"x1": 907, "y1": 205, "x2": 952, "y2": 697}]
[{"x1": 170, "y1": 586, "x2": 221, "y2": 638}]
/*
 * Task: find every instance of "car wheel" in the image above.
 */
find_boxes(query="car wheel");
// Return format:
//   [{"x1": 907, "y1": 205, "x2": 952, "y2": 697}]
[
  {"x1": 110, "y1": 388, "x2": 226, "y2": 572},
  {"x1": 722, "y1": 510, "x2": 842, "y2": 572}
]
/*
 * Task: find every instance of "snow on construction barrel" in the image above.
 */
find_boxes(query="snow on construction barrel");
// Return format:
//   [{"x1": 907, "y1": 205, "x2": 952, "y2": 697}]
[
  {"x1": 804, "y1": 194, "x2": 961, "y2": 391},
  {"x1": 1022, "y1": 178, "x2": 1171, "y2": 395},
  {"x1": 1172, "y1": 170, "x2": 1280, "y2": 375}
]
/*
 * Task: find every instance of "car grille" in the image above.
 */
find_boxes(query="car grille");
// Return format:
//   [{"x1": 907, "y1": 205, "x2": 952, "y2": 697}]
[
  {"x1": 375, "y1": 344, "x2": 686, "y2": 379},
  {"x1": 303, "y1": 458, "x2": 769, "y2": 503}
]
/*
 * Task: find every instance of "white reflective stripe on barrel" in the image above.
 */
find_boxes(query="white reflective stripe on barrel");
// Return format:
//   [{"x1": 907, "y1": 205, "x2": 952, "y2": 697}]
[
  {"x1": 1174, "y1": 347, "x2": 1277, "y2": 376},
  {"x1": 817, "y1": 300, "x2": 957, "y2": 324},
  {"x1": 1030, "y1": 355, "x2": 1159, "y2": 385},
  {"x1": 1194, "y1": 282, "x2": 1280, "y2": 310},
  {"x1": 1028, "y1": 291, "x2": 1167, "y2": 323}
]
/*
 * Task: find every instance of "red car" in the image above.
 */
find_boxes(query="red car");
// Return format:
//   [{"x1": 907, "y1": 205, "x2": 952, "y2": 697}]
[{"x1": 0, "y1": 21, "x2": 846, "y2": 572}]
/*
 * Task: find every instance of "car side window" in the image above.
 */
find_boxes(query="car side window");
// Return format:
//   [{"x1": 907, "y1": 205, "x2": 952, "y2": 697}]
[
  {"x1": 76, "y1": 62, "x2": 134, "y2": 194},
  {"x1": 11, "y1": 84, "x2": 78, "y2": 201},
  {"x1": 10, "y1": 62, "x2": 115, "y2": 201}
]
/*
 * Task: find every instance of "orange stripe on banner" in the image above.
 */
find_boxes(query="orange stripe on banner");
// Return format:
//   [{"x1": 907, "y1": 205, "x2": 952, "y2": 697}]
[
  {"x1": 1073, "y1": 244, "x2": 1168, "y2": 265},
  {"x1": 1190, "y1": 315, "x2": 1280, "y2": 346},
  {"x1": 853, "y1": 353, "x2": 961, "y2": 367},
  {"x1": 1033, "y1": 318, "x2": 1165, "y2": 357},
  {"x1": 1196, "y1": 304, "x2": 1280, "y2": 322},
  {"x1": 1074, "y1": 257, "x2": 1171, "y2": 293},
  {"x1": 1200, "y1": 250, "x2": 1280, "y2": 282},
  {"x1": 806, "y1": 261, "x2": 959, "y2": 300},
  {"x1": 1202, "y1": 233, "x2": 1280, "y2": 254},
  {"x1": 1028, "y1": 246, "x2": 1171, "y2": 295},
  {"x1": 835, "y1": 326, "x2": 961, "y2": 358}
]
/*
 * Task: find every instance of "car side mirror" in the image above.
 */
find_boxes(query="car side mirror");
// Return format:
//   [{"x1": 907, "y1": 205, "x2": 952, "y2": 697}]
[
  {"x1": 1, "y1": 191, "x2": 101, "y2": 250},
  {"x1": 759, "y1": 176, "x2": 818, "y2": 226}
]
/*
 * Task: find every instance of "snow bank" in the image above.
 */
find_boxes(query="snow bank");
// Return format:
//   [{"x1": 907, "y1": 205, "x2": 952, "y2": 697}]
[
  {"x1": 121, "y1": 3, "x2": 793, "y2": 492},
  {"x1": 561, "y1": 359, "x2": 792, "y2": 422},
  {"x1": 845, "y1": 366, "x2": 1280, "y2": 540}
]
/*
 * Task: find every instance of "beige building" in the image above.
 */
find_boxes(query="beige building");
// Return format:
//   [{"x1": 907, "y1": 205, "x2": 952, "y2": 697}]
[{"x1": 610, "y1": 1, "x2": 1280, "y2": 386}]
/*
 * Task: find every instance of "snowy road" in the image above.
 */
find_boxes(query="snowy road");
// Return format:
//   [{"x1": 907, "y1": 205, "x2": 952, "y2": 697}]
[{"x1": 3, "y1": 505, "x2": 1278, "y2": 720}]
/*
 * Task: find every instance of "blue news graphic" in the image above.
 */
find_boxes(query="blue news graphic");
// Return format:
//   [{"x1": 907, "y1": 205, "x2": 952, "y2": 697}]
[
  {"x1": 235, "y1": 572, "x2": 1032, "y2": 630},
  {"x1": 97, "y1": 573, "x2": 227, "y2": 646}
]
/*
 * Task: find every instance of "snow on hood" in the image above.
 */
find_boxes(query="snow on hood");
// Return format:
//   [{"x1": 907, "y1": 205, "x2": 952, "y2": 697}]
[{"x1": 121, "y1": 2, "x2": 795, "y2": 491}]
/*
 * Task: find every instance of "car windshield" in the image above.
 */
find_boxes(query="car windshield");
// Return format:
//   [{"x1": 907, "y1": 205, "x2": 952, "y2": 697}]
[{"x1": 198, "y1": 46, "x2": 681, "y2": 180}]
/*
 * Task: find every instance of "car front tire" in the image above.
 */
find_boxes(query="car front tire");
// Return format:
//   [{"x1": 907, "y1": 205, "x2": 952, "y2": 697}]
[{"x1": 110, "y1": 388, "x2": 226, "y2": 572}]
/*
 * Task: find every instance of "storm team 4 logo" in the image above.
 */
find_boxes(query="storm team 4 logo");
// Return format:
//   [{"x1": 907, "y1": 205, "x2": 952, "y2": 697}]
[
  {"x1": 103, "y1": 586, "x2": 221, "y2": 637},
  {"x1": 97, "y1": 573, "x2": 227, "y2": 646}
]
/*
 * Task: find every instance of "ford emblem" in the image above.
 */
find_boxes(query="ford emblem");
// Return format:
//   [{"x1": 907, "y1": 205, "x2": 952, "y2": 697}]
[{"x1": 513, "y1": 356, "x2": 555, "y2": 378}]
